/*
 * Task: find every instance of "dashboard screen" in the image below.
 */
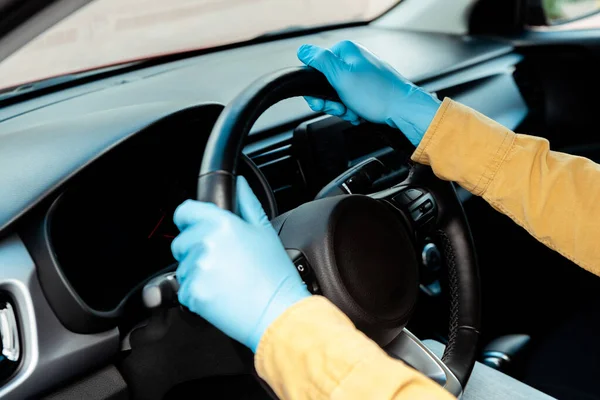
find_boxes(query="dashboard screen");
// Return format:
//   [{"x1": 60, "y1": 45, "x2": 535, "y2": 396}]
[{"x1": 49, "y1": 130, "x2": 194, "y2": 311}]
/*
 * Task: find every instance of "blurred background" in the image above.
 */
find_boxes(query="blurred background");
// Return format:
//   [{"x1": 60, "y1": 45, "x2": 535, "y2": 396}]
[
  {"x1": 1, "y1": 0, "x2": 600, "y2": 91},
  {"x1": 0, "y1": 0, "x2": 396, "y2": 89},
  {"x1": 544, "y1": 0, "x2": 600, "y2": 21}
]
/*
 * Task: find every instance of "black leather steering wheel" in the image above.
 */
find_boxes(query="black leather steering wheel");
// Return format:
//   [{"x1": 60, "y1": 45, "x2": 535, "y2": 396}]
[{"x1": 197, "y1": 67, "x2": 481, "y2": 394}]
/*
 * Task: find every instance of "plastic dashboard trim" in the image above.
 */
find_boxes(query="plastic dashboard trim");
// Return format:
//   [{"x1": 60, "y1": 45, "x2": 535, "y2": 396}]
[{"x1": 0, "y1": 235, "x2": 119, "y2": 400}]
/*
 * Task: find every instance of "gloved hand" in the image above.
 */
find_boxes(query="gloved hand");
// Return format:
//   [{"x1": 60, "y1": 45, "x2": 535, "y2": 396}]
[
  {"x1": 297, "y1": 40, "x2": 441, "y2": 146},
  {"x1": 172, "y1": 176, "x2": 311, "y2": 352}
]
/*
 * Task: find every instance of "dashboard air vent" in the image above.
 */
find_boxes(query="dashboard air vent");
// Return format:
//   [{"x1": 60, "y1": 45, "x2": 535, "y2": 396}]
[{"x1": 245, "y1": 132, "x2": 307, "y2": 213}]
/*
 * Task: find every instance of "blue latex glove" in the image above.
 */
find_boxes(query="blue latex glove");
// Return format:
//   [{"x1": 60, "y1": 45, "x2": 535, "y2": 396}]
[
  {"x1": 172, "y1": 176, "x2": 311, "y2": 352},
  {"x1": 297, "y1": 40, "x2": 441, "y2": 146}
]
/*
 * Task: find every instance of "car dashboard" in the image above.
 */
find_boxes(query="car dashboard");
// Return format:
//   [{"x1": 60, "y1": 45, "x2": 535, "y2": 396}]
[{"x1": 0, "y1": 26, "x2": 531, "y2": 399}]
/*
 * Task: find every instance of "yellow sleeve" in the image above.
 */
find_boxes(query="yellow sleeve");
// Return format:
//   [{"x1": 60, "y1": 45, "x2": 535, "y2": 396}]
[
  {"x1": 255, "y1": 296, "x2": 453, "y2": 400},
  {"x1": 412, "y1": 98, "x2": 600, "y2": 276}
]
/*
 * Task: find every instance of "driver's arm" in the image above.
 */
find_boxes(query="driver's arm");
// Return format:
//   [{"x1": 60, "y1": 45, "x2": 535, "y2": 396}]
[
  {"x1": 413, "y1": 98, "x2": 600, "y2": 277},
  {"x1": 256, "y1": 295, "x2": 453, "y2": 400}
]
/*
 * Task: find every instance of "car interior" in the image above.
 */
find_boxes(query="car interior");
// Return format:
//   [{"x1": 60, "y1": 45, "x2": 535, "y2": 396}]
[{"x1": 1, "y1": 0, "x2": 600, "y2": 399}]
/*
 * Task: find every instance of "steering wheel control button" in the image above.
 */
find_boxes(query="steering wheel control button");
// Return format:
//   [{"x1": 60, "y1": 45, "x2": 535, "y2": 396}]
[
  {"x1": 422, "y1": 243, "x2": 442, "y2": 274},
  {"x1": 407, "y1": 193, "x2": 436, "y2": 225},
  {"x1": 392, "y1": 188, "x2": 424, "y2": 207},
  {"x1": 343, "y1": 176, "x2": 358, "y2": 193},
  {"x1": 420, "y1": 281, "x2": 442, "y2": 297},
  {"x1": 421, "y1": 200, "x2": 433, "y2": 212},
  {"x1": 294, "y1": 258, "x2": 311, "y2": 281},
  {"x1": 404, "y1": 189, "x2": 424, "y2": 201},
  {"x1": 392, "y1": 192, "x2": 411, "y2": 206},
  {"x1": 286, "y1": 249, "x2": 319, "y2": 293},
  {"x1": 420, "y1": 243, "x2": 442, "y2": 296},
  {"x1": 286, "y1": 249, "x2": 307, "y2": 278},
  {"x1": 410, "y1": 208, "x2": 423, "y2": 220}
]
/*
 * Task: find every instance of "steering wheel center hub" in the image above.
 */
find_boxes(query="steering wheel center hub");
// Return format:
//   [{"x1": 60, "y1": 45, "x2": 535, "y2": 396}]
[{"x1": 278, "y1": 195, "x2": 419, "y2": 345}]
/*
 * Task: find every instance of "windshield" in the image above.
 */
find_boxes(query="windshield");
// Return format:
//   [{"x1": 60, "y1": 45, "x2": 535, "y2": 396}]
[{"x1": 0, "y1": 0, "x2": 399, "y2": 91}]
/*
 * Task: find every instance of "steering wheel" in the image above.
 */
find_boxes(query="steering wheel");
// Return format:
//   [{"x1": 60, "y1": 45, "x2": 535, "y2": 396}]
[{"x1": 197, "y1": 67, "x2": 480, "y2": 396}]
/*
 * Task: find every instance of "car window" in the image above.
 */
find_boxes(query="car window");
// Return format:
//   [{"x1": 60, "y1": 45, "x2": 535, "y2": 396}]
[
  {"x1": 539, "y1": 0, "x2": 600, "y2": 27},
  {"x1": 0, "y1": 0, "x2": 400, "y2": 91}
]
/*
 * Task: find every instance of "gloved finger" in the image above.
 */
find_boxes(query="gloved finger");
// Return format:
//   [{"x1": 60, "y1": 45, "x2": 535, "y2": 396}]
[
  {"x1": 297, "y1": 44, "x2": 342, "y2": 77},
  {"x1": 175, "y1": 245, "x2": 205, "y2": 283},
  {"x1": 303, "y1": 96, "x2": 325, "y2": 112},
  {"x1": 236, "y1": 175, "x2": 271, "y2": 229},
  {"x1": 173, "y1": 199, "x2": 229, "y2": 232},
  {"x1": 338, "y1": 108, "x2": 362, "y2": 124},
  {"x1": 305, "y1": 96, "x2": 361, "y2": 124},
  {"x1": 179, "y1": 266, "x2": 217, "y2": 316},
  {"x1": 177, "y1": 268, "x2": 204, "y2": 313},
  {"x1": 304, "y1": 96, "x2": 347, "y2": 116},
  {"x1": 330, "y1": 40, "x2": 364, "y2": 62},
  {"x1": 171, "y1": 222, "x2": 215, "y2": 261}
]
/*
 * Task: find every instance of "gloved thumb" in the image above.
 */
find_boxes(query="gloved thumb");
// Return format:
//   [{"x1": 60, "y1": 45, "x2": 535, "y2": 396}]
[
  {"x1": 236, "y1": 176, "x2": 271, "y2": 229},
  {"x1": 297, "y1": 44, "x2": 342, "y2": 78}
]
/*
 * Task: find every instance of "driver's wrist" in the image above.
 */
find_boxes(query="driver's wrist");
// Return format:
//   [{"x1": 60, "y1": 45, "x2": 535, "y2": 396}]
[
  {"x1": 248, "y1": 279, "x2": 312, "y2": 352},
  {"x1": 388, "y1": 89, "x2": 442, "y2": 146}
]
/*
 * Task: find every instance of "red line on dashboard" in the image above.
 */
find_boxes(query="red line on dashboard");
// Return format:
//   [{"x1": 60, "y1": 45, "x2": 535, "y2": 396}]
[
  {"x1": 148, "y1": 214, "x2": 166, "y2": 239},
  {"x1": 162, "y1": 234, "x2": 176, "y2": 239}
]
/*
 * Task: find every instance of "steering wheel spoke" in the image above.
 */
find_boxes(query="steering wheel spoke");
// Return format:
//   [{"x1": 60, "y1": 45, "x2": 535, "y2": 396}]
[
  {"x1": 386, "y1": 329, "x2": 462, "y2": 398},
  {"x1": 369, "y1": 182, "x2": 438, "y2": 235}
]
